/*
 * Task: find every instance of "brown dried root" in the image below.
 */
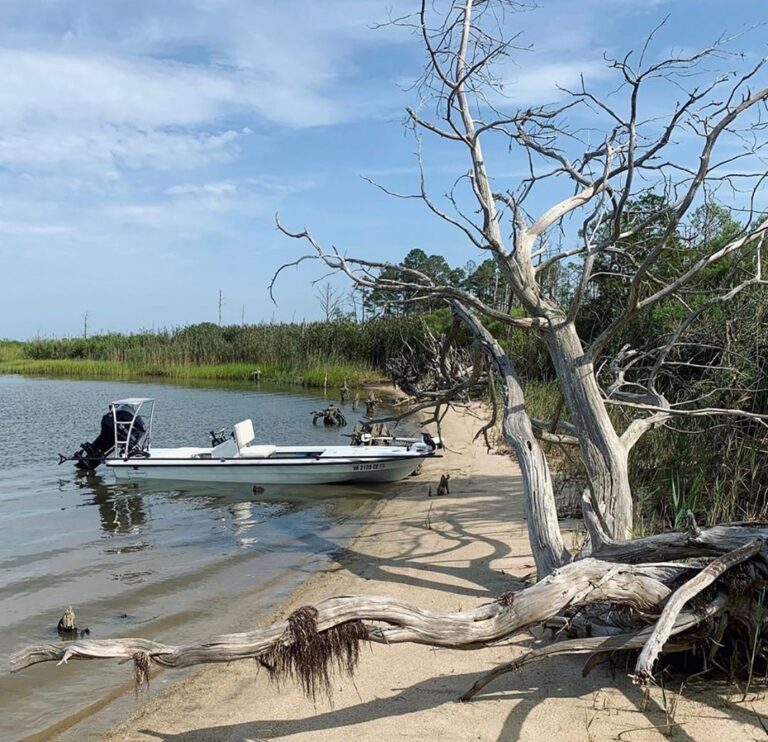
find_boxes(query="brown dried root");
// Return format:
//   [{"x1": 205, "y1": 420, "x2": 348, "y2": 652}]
[
  {"x1": 261, "y1": 606, "x2": 369, "y2": 701},
  {"x1": 133, "y1": 650, "x2": 151, "y2": 691}
]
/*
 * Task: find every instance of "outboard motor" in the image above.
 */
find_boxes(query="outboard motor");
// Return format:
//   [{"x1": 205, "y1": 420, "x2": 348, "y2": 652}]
[{"x1": 65, "y1": 407, "x2": 146, "y2": 470}]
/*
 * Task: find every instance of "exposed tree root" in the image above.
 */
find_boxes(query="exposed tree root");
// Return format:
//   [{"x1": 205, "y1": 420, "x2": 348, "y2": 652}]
[
  {"x1": 460, "y1": 593, "x2": 729, "y2": 701},
  {"x1": 632, "y1": 539, "x2": 762, "y2": 685},
  {"x1": 260, "y1": 607, "x2": 369, "y2": 701},
  {"x1": 132, "y1": 651, "x2": 151, "y2": 691}
]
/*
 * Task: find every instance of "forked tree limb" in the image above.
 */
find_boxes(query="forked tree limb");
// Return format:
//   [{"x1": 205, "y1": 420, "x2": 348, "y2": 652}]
[
  {"x1": 10, "y1": 559, "x2": 671, "y2": 674},
  {"x1": 460, "y1": 592, "x2": 729, "y2": 701},
  {"x1": 633, "y1": 539, "x2": 762, "y2": 685}
]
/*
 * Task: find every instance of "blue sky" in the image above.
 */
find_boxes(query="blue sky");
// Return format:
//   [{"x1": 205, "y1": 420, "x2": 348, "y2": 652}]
[{"x1": 0, "y1": 0, "x2": 765, "y2": 338}]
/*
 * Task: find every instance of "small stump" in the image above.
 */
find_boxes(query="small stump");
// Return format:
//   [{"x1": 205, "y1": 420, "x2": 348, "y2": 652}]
[{"x1": 311, "y1": 404, "x2": 348, "y2": 427}]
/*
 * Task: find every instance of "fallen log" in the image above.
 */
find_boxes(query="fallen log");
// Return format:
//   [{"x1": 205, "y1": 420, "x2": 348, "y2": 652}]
[
  {"x1": 11, "y1": 559, "x2": 672, "y2": 674},
  {"x1": 10, "y1": 529, "x2": 768, "y2": 701},
  {"x1": 593, "y1": 523, "x2": 768, "y2": 564}
]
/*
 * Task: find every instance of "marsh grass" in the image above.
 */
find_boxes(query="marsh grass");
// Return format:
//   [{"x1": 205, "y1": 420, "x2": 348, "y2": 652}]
[
  {"x1": 0, "y1": 358, "x2": 382, "y2": 387},
  {"x1": 519, "y1": 379, "x2": 768, "y2": 530},
  {"x1": 0, "y1": 319, "x2": 418, "y2": 388},
  {"x1": 5, "y1": 317, "x2": 765, "y2": 522}
]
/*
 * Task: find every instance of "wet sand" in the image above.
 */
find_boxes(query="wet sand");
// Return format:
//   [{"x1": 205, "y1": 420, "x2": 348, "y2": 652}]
[{"x1": 77, "y1": 403, "x2": 767, "y2": 741}]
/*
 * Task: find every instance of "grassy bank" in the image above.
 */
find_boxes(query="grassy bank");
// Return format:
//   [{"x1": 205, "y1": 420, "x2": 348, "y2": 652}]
[
  {"x1": 0, "y1": 359, "x2": 384, "y2": 388},
  {"x1": 0, "y1": 319, "x2": 425, "y2": 388}
]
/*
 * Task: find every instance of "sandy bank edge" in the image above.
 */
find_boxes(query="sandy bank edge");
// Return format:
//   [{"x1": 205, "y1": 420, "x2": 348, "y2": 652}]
[{"x1": 80, "y1": 401, "x2": 767, "y2": 741}]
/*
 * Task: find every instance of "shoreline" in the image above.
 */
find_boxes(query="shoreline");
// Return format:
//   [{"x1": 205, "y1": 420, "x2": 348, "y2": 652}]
[
  {"x1": 92, "y1": 401, "x2": 533, "y2": 740},
  {"x1": 0, "y1": 361, "x2": 384, "y2": 389},
  {"x1": 45, "y1": 401, "x2": 761, "y2": 741}
]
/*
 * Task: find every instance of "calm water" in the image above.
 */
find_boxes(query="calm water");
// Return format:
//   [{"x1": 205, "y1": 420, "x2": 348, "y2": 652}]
[{"x1": 0, "y1": 375, "x2": 380, "y2": 740}]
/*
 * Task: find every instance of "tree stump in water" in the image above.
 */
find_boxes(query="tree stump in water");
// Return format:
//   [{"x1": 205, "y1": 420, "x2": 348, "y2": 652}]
[
  {"x1": 350, "y1": 422, "x2": 392, "y2": 445},
  {"x1": 311, "y1": 404, "x2": 347, "y2": 427},
  {"x1": 368, "y1": 422, "x2": 392, "y2": 444},
  {"x1": 365, "y1": 392, "x2": 380, "y2": 418},
  {"x1": 57, "y1": 607, "x2": 77, "y2": 636},
  {"x1": 339, "y1": 380, "x2": 350, "y2": 404},
  {"x1": 57, "y1": 606, "x2": 89, "y2": 639}
]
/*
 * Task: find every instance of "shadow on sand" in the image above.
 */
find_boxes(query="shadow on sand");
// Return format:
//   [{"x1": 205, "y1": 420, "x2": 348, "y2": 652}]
[{"x1": 115, "y1": 472, "x2": 765, "y2": 741}]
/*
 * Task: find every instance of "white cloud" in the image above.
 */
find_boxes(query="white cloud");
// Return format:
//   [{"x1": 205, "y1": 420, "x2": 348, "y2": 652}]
[
  {"x1": 0, "y1": 1, "x2": 412, "y2": 179},
  {"x1": 103, "y1": 176, "x2": 311, "y2": 234},
  {"x1": 497, "y1": 60, "x2": 612, "y2": 106},
  {"x1": 0, "y1": 220, "x2": 72, "y2": 235},
  {"x1": 165, "y1": 182, "x2": 239, "y2": 197},
  {"x1": 0, "y1": 127, "x2": 243, "y2": 176}
]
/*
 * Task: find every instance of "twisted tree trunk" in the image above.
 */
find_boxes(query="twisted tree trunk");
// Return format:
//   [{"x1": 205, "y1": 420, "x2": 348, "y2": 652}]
[
  {"x1": 12, "y1": 534, "x2": 765, "y2": 697},
  {"x1": 453, "y1": 303, "x2": 568, "y2": 577},
  {"x1": 543, "y1": 318, "x2": 633, "y2": 539},
  {"x1": 9, "y1": 558, "x2": 677, "y2": 673}
]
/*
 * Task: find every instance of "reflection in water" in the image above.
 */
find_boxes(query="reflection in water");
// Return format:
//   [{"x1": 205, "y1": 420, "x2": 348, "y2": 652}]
[
  {"x1": 76, "y1": 471, "x2": 147, "y2": 535},
  {"x1": 229, "y1": 502, "x2": 259, "y2": 547}
]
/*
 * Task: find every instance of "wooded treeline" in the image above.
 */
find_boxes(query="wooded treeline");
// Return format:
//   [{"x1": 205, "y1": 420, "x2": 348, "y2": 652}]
[{"x1": 359, "y1": 196, "x2": 768, "y2": 530}]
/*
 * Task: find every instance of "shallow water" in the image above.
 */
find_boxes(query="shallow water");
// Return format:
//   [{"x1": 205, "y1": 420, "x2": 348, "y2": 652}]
[{"x1": 0, "y1": 375, "x2": 379, "y2": 740}]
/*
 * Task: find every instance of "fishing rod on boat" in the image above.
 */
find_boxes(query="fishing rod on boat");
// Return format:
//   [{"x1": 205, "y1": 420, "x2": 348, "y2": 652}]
[{"x1": 209, "y1": 428, "x2": 230, "y2": 446}]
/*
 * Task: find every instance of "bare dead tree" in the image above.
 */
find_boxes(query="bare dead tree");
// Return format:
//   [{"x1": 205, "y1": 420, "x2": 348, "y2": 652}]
[
  {"x1": 316, "y1": 282, "x2": 346, "y2": 322},
  {"x1": 12, "y1": 0, "x2": 768, "y2": 699},
  {"x1": 274, "y1": 1, "x2": 768, "y2": 552}
]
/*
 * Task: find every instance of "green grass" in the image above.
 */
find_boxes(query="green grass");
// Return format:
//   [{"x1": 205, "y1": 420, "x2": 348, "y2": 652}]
[
  {"x1": 0, "y1": 341, "x2": 24, "y2": 363},
  {"x1": 0, "y1": 359, "x2": 384, "y2": 388},
  {"x1": 0, "y1": 319, "x2": 416, "y2": 388}
]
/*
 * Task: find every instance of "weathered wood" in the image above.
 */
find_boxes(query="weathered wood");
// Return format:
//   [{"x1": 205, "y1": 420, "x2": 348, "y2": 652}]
[
  {"x1": 460, "y1": 592, "x2": 729, "y2": 701},
  {"x1": 311, "y1": 405, "x2": 347, "y2": 427},
  {"x1": 454, "y1": 302, "x2": 569, "y2": 577},
  {"x1": 633, "y1": 539, "x2": 762, "y2": 684},
  {"x1": 57, "y1": 606, "x2": 77, "y2": 635},
  {"x1": 593, "y1": 524, "x2": 768, "y2": 564},
  {"x1": 10, "y1": 559, "x2": 670, "y2": 674}
]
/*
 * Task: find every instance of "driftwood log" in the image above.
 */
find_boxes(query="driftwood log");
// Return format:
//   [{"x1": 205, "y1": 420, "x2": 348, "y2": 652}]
[{"x1": 11, "y1": 523, "x2": 768, "y2": 698}]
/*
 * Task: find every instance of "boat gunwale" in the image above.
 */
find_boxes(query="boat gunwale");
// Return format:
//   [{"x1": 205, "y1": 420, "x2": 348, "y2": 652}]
[{"x1": 106, "y1": 453, "x2": 441, "y2": 467}]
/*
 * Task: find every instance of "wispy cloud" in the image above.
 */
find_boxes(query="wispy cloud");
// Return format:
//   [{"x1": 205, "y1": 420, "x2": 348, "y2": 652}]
[
  {"x1": 0, "y1": 220, "x2": 72, "y2": 235},
  {"x1": 0, "y1": 1, "x2": 411, "y2": 179},
  {"x1": 497, "y1": 60, "x2": 613, "y2": 106},
  {"x1": 0, "y1": 126, "x2": 245, "y2": 176}
]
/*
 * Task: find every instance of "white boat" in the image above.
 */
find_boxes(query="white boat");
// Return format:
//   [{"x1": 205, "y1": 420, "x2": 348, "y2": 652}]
[{"x1": 62, "y1": 398, "x2": 439, "y2": 486}]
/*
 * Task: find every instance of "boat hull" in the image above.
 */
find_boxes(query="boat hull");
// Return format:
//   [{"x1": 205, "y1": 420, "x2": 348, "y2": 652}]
[{"x1": 107, "y1": 454, "x2": 430, "y2": 485}]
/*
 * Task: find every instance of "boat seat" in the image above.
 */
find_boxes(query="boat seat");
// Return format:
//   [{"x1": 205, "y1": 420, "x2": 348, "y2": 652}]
[
  {"x1": 239, "y1": 444, "x2": 277, "y2": 459},
  {"x1": 233, "y1": 419, "x2": 256, "y2": 449}
]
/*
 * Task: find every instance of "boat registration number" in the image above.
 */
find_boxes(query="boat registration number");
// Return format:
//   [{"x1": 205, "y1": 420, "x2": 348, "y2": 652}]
[{"x1": 353, "y1": 463, "x2": 385, "y2": 471}]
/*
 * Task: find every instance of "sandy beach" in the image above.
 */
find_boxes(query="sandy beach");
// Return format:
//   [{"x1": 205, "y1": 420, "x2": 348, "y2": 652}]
[{"x1": 87, "y1": 403, "x2": 766, "y2": 741}]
